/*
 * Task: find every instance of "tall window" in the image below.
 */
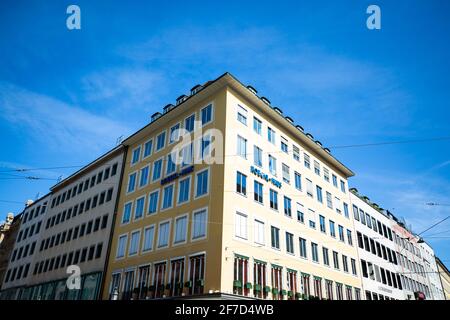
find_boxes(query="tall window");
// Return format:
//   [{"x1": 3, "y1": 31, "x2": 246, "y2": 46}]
[
  {"x1": 174, "y1": 216, "x2": 187, "y2": 244},
  {"x1": 314, "y1": 161, "x2": 320, "y2": 175},
  {"x1": 131, "y1": 146, "x2": 141, "y2": 165},
  {"x1": 304, "y1": 153, "x2": 311, "y2": 169},
  {"x1": 271, "y1": 226, "x2": 280, "y2": 249},
  {"x1": 177, "y1": 177, "x2": 191, "y2": 204},
  {"x1": 237, "y1": 135, "x2": 247, "y2": 158},
  {"x1": 319, "y1": 215, "x2": 326, "y2": 233},
  {"x1": 299, "y1": 237, "x2": 307, "y2": 258},
  {"x1": 169, "y1": 123, "x2": 180, "y2": 144},
  {"x1": 137, "y1": 265, "x2": 150, "y2": 299},
  {"x1": 254, "y1": 219, "x2": 265, "y2": 245},
  {"x1": 281, "y1": 137, "x2": 288, "y2": 153},
  {"x1": 254, "y1": 145, "x2": 263, "y2": 167},
  {"x1": 254, "y1": 261, "x2": 267, "y2": 298},
  {"x1": 325, "y1": 280, "x2": 333, "y2": 300},
  {"x1": 139, "y1": 166, "x2": 149, "y2": 187},
  {"x1": 192, "y1": 209, "x2": 207, "y2": 240},
  {"x1": 142, "y1": 226, "x2": 154, "y2": 252},
  {"x1": 283, "y1": 196, "x2": 292, "y2": 217},
  {"x1": 297, "y1": 203, "x2": 305, "y2": 223},
  {"x1": 326, "y1": 192, "x2": 333, "y2": 209},
  {"x1": 122, "y1": 202, "x2": 132, "y2": 224},
  {"x1": 286, "y1": 232, "x2": 294, "y2": 254},
  {"x1": 316, "y1": 186, "x2": 323, "y2": 203},
  {"x1": 185, "y1": 114, "x2": 195, "y2": 132},
  {"x1": 302, "y1": 274, "x2": 311, "y2": 297},
  {"x1": 157, "y1": 221, "x2": 170, "y2": 248},
  {"x1": 342, "y1": 255, "x2": 349, "y2": 273},
  {"x1": 313, "y1": 277, "x2": 323, "y2": 299},
  {"x1": 237, "y1": 105, "x2": 247, "y2": 125},
  {"x1": 135, "y1": 197, "x2": 145, "y2": 220},
  {"x1": 269, "y1": 155, "x2": 277, "y2": 176},
  {"x1": 254, "y1": 181, "x2": 263, "y2": 203},
  {"x1": 333, "y1": 251, "x2": 339, "y2": 269},
  {"x1": 161, "y1": 184, "x2": 174, "y2": 210},
  {"x1": 271, "y1": 266, "x2": 283, "y2": 300},
  {"x1": 268, "y1": 127, "x2": 275, "y2": 144},
  {"x1": 235, "y1": 212, "x2": 248, "y2": 239},
  {"x1": 294, "y1": 172, "x2": 302, "y2": 190},
  {"x1": 122, "y1": 270, "x2": 135, "y2": 300},
  {"x1": 287, "y1": 270, "x2": 298, "y2": 300},
  {"x1": 152, "y1": 159, "x2": 162, "y2": 181},
  {"x1": 129, "y1": 231, "x2": 140, "y2": 256},
  {"x1": 282, "y1": 164, "x2": 290, "y2": 183},
  {"x1": 332, "y1": 174, "x2": 338, "y2": 187},
  {"x1": 148, "y1": 190, "x2": 159, "y2": 215},
  {"x1": 329, "y1": 220, "x2": 336, "y2": 237},
  {"x1": 156, "y1": 131, "x2": 166, "y2": 151},
  {"x1": 269, "y1": 189, "x2": 278, "y2": 210},
  {"x1": 311, "y1": 243, "x2": 319, "y2": 262},
  {"x1": 323, "y1": 247, "x2": 330, "y2": 266},
  {"x1": 234, "y1": 255, "x2": 249, "y2": 296},
  {"x1": 153, "y1": 262, "x2": 166, "y2": 298},
  {"x1": 306, "y1": 179, "x2": 314, "y2": 197},
  {"x1": 347, "y1": 229, "x2": 353, "y2": 246},
  {"x1": 169, "y1": 259, "x2": 184, "y2": 297},
  {"x1": 116, "y1": 234, "x2": 127, "y2": 259},
  {"x1": 166, "y1": 153, "x2": 177, "y2": 175},
  {"x1": 293, "y1": 145, "x2": 300, "y2": 162},
  {"x1": 201, "y1": 104, "x2": 212, "y2": 125},
  {"x1": 195, "y1": 169, "x2": 209, "y2": 197},
  {"x1": 236, "y1": 172, "x2": 247, "y2": 195},
  {"x1": 351, "y1": 258, "x2": 357, "y2": 276},
  {"x1": 336, "y1": 283, "x2": 343, "y2": 300},
  {"x1": 189, "y1": 254, "x2": 205, "y2": 295},
  {"x1": 253, "y1": 117, "x2": 262, "y2": 135},
  {"x1": 338, "y1": 225, "x2": 345, "y2": 242},
  {"x1": 127, "y1": 173, "x2": 137, "y2": 193}
]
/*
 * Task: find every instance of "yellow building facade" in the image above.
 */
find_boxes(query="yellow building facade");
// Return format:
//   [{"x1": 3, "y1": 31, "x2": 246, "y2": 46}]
[{"x1": 102, "y1": 73, "x2": 363, "y2": 300}]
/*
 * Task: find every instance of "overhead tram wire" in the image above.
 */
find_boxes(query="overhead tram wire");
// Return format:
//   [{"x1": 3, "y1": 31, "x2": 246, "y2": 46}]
[{"x1": 0, "y1": 135, "x2": 450, "y2": 173}]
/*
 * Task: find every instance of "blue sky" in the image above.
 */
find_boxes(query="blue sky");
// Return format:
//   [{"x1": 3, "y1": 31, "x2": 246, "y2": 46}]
[{"x1": 1, "y1": 0, "x2": 449, "y2": 263}]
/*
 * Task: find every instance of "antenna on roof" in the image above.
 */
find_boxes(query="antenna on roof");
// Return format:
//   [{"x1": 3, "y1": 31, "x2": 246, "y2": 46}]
[
  {"x1": 57, "y1": 175, "x2": 62, "y2": 183},
  {"x1": 116, "y1": 135, "x2": 124, "y2": 145},
  {"x1": 35, "y1": 192, "x2": 40, "y2": 200}
]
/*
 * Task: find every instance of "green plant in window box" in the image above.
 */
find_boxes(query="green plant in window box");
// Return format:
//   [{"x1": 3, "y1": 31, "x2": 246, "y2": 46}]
[
  {"x1": 287, "y1": 291, "x2": 293, "y2": 297},
  {"x1": 272, "y1": 288, "x2": 279, "y2": 295},
  {"x1": 301, "y1": 293, "x2": 308, "y2": 300},
  {"x1": 196, "y1": 279, "x2": 204, "y2": 286},
  {"x1": 185, "y1": 281, "x2": 193, "y2": 288},
  {"x1": 233, "y1": 280, "x2": 242, "y2": 288},
  {"x1": 295, "y1": 292, "x2": 302, "y2": 300},
  {"x1": 245, "y1": 282, "x2": 252, "y2": 289},
  {"x1": 254, "y1": 284, "x2": 261, "y2": 292},
  {"x1": 264, "y1": 286, "x2": 271, "y2": 293},
  {"x1": 281, "y1": 289, "x2": 287, "y2": 296}
]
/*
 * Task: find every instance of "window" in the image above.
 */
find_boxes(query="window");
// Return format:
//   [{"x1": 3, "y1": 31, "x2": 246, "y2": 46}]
[
  {"x1": 282, "y1": 164, "x2": 290, "y2": 183},
  {"x1": 332, "y1": 174, "x2": 338, "y2": 187},
  {"x1": 347, "y1": 229, "x2": 353, "y2": 246},
  {"x1": 353, "y1": 205, "x2": 359, "y2": 221},
  {"x1": 152, "y1": 159, "x2": 162, "y2": 181},
  {"x1": 201, "y1": 104, "x2": 213, "y2": 125},
  {"x1": 157, "y1": 221, "x2": 170, "y2": 248},
  {"x1": 268, "y1": 127, "x2": 275, "y2": 144},
  {"x1": 127, "y1": 173, "x2": 137, "y2": 193},
  {"x1": 236, "y1": 172, "x2": 247, "y2": 195},
  {"x1": 122, "y1": 202, "x2": 132, "y2": 224},
  {"x1": 314, "y1": 161, "x2": 320, "y2": 175},
  {"x1": 253, "y1": 145, "x2": 263, "y2": 167},
  {"x1": 131, "y1": 146, "x2": 141, "y2": 165},
  {"x1": 254, "y1": 220, "x2": 265, "y2": 245},
  {"x1": 343, "y1": 202, "x2": 349, "y2": 218},
  {"x1": 142, "y1": 226, "x2": 154, "y2": 252},
  {"x1": 293, "y1": 145, "x2": 300, "y2": 162},
  {"x1": 342, "y1": 255, "x2": 349, "y2": 272},
  {"x1": 161, "y1": 184, "x2": 174, "y2": 210},
  {"x1": 192, "y1": 209, "x2": 207, "y2": 240},
  {"x1": 269, "y1": 189, "x2": 278, "y2": 210},
  {"x1": 169, "y1": 123, "x2": 180, "y2": 144},
  {"x1": 254, "y1": 181, "x2": 263, "y2": 203},
  {"x1": 174, "y1": 216, "x2": 188, "y2": 244},
  {"x1": 116, "y1": 235, "x2": 127, "y2": 259},
  {"x1": 143, "y1": 139, "x2": 153, "y2": 158},
  {"x1": 299, "y1": 238, "x2": 307, "y2": 258},
  {"x1": 286, "y1": 232, "x2": 294, "y2": 254},
  {"x1": 281, "y1": 137, "x2": 288, "y2": 153},
  {"x1": 235, "y1": 212, "x2": 248, "y2": 239},
  {"x1": 166, "y1": 153, "x2": 177, "y2": 175},
  {"x1": 147, "y1": 190, "x2": 159, "y2": 215},
  {"x1": 340, "y1": 180, "x2": 346, "y2": 193},
  {"x1": 181, "y1": 143, "x2": 193, "y2": 167},
  {"x1": 269, "y1": 155, "x2": 277, "y2": 176},
  {"x1": 316, "y1": 186, "x2": 323, "y2": 203},
  {"x1": 253, "y1": 117, "x2": 262, "y2": 135},
  {"x1": 156, "y1": 131, "x2": 166, "y2": 151},
  {"x1": 195, "y1": 169, "x2": 209, "y2": 197},
  {"x1": 271, "y1": 226, "x2": 280, "y2": 249},
  {"x1": 333, "y1": 251, "x2": 339, "y2": 269},
  {"x1": 304, "y1": 153, "x2": 311, "y2": 169},
  {"x1": 338, "y1": 225, "x2": 345, "y2": 242},
  {"x1": 306, "y1": 179, "x2": 314, "y2": 197},
  {"x1": 329, "y1": 220, "x2": 336, "y2": 237},
  {"x1": 323, "y1": 247, "x2": 330, "y2": 266},
  {"x1": 326, "y1": 192, "x2": 333, "y2": 209},
  {"x1": 319, "y1": 215, "x2": 326, "y2": 233},
  {"x1": 237, "y1": 135, "x2": 247, "y2": 158},
  {"x1": 294, "y1": 172, "x2": 302, "y2": 190},
  {"x1": 351, "y1": 258, "x2": 357, "y2": 276},
  {"x1": 175, "y1": 177, "x2": 190, "y2": 204},
  {"x1": 297, "y1": 203, "x2": 305, "y2": 223},
  {"x1": 185, "y1": 114, "x2": 195, "y2": 132},
  {"x1": 311, "y1": 243, "x2": 319, "y2": 262},
  {"x1": 237, "y1": 105, "x2": 247, "y2": 125},
  {"x1": 323, "y1": 168, "x2": 330, "y2": 182},
  {"x1": 284, "y1": 196, "x2": 292, "y2": 217},
  {"x1": 135, "y1": 197, "x2": 145, "y2": 220},
  {"x1": 129, "y1": 231, "x2": 140, "y2": 256}
]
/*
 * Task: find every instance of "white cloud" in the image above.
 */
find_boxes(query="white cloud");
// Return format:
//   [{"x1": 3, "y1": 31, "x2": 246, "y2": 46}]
[{"x1": 0, "y1": 82, "x2": 132, "y2": 154}]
